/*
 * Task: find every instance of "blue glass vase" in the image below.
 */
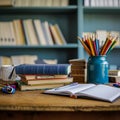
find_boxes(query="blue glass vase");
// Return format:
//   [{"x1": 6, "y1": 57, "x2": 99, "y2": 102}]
[{"x1": 87, "y1": 55, "x2": 109, "y2": 84}]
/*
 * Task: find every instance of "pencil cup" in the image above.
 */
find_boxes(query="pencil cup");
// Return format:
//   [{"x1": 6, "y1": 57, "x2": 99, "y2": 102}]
[
  {"x1": 0, "y1": 65, "x2": 16, "y2": 81},
  {"x1": 87, "y1": 55, "x2": 109, "y2": 84}
]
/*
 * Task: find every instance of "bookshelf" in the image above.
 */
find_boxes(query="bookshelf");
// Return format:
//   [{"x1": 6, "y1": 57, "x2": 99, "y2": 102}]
[
  {"x1": 78, "y1": 0, "x2": 120, "y2": 68},
  {"x1": 0, "y1": 0, "x2": 120, "y2": 66},
  {"x1": 0, "y1": 0, "x2": 78, "y2": 64}
]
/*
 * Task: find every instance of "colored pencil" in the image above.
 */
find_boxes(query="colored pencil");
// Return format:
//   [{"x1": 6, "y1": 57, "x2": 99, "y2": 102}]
[
  {"x1": 77, "y1": 36, "x2": 91, "y2": 56},
  {"x1": 78, "y1": 34, "x2": 117, "y2": 56}
]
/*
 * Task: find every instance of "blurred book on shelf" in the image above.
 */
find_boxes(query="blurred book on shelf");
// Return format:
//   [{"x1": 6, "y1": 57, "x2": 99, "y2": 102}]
[
  {"x1": 0, "y1": 21, "x2": 16, "y2": 46},
  {"x1": 42, "y1": 21, "x2": 54, "y2": 45},
  {"x1": 84, "y1": 0, "x2": 119, "y2": 7},
  {"x1": 0, "y1": 55, "x2": 59, "y2": 66},
  {"x1": 0, "y1": 19, "x2": 66, "y2": 46},
  {"x1": 96, "y1": 30, "x2": 108, "y2": 47},
  {"x1": 49, "y1": 24, "x2": 67, "y2": 45},
  {"x1": 0, "y1": 0, "x2": 15, "y2": 6},
  {"x1": 14, "y1": 0, "x2": 69, "y2": 7},
  {"x1": 33, "y1": 19, "x2": 48, "y2": 45},
  {"x1": 13, "y1": 19, "x2": 26, "y2": 45},
  {"x1": 35, "y1": 58, "x2": 57, "y2": 64},
  {"x1": 11, "y1": 55, "x2": 38, "y2": 65},
  {"x1": 0, "y1": 56, "x2": 12, "y2": 65},
  {"x1": 23, "y1": 19, "x2": 39, "y2": 45},
  {"x1": 109, "y1": 70, "x2": 120, "y2": 76}
]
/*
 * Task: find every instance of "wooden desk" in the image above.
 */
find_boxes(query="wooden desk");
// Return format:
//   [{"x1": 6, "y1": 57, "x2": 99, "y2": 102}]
[{"x1": 0, "y1": 90, "x2": 120, "y2": 120}]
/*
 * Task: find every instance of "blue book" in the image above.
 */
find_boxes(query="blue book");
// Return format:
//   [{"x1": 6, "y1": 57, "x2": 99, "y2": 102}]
[{"x1": 15, "y1": 64, "x2": 71, "y2": 75}]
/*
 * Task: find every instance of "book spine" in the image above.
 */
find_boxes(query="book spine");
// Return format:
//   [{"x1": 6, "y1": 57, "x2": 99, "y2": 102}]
[
  {"x1": 15, "y1": 64, "x2": 70, "y2": 75},
  {"x1": 109, "y1": 71, "x2": 120, "y2": 76}
]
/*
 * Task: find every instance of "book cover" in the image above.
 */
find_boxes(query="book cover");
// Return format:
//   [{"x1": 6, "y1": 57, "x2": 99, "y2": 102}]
[
  {"x1": 0, "y1": 56, "x2": 12, "y2": 65},
  {"x1": 17, "y1": 81, "x2": 68, "y2": 91},
  {"x1": 22, "y1": 77, "x2": 73, "y2": 85},
  {"x1": 23, "y1": 19, "x2": 39, "y2": 45},
  {"x1": 13, "y1": 19, "x2": 25, "y2": 45},
  {"x1": 0, "y1": 21, "x2": 15, "y2": 46},
  {"x1": 44, "y1": 83, "x2": 120, "y2": 102},
  {"x1": 54, "y1": 24, "x2": 67, "y2": 45},
  {"x1": 9, "y1": 21, "x2": 16, "y2": 45},
  {"x1": 15, "y1": 64, "x2": 71, "y2": 75},
  {"x1": 33, "y1": 19, "x2": 48, "y2": 45},
  {"x1": 42, "y1": 21, "x2": 54, "y2": 45},
  {"x1": 49, "y1": 24, "x2": 63, "y2": 45}
]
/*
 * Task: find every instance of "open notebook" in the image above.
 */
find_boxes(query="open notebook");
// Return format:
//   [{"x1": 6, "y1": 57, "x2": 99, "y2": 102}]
[{"x1": 43, "y1": 83, "x2": 120, "y2": 102}]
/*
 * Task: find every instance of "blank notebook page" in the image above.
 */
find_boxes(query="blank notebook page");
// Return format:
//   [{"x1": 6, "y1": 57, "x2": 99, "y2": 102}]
[{"x1": 77, "y1": 84, "x2": 120, "y2": 102}]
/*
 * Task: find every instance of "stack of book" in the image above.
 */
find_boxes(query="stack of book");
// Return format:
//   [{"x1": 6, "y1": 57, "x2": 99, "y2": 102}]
[
  {"x1": 15, "y1": 64, "x2": 73, "y2": 91},
  {"x1": 69, "y1": 59, "x2": 87, "y2": 83},
  {"x1": 109, "y1": 70, "x2": 120, "y2": 83}
]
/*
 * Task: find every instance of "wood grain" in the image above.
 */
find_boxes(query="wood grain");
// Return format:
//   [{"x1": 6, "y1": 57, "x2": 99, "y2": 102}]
[{"x1": 0, "y1": 90, "x2": 120, "y2": 112}]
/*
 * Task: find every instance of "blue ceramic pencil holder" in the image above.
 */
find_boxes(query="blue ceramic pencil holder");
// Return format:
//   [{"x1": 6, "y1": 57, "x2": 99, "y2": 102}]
[{"x1": 87, "y1": 55, "x2": 109, "y2": 84}]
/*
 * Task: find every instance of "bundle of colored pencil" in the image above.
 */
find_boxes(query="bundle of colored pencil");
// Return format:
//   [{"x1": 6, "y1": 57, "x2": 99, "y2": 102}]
[{"x1": 78, "y1": 34, "x2": 118, "y2": 56}]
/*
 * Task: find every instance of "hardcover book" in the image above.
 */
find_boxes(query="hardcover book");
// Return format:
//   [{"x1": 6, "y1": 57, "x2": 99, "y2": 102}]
[
  {"x1": 19, "y1": 74, "x2": 68, "y2": 80},
  {"x1": 15, "y1": 64, "x2": 71, "y2": 75},
  {"x1": 21, "y1": 77, "x2": 73, "y2": 85},
  {"x1": 33, "y1": 19, "x2": 47, "y2": 45},
  {"x1": 17, "y1": 81, "x2": 67, "y2": 91},
  {"x1": 43, "y1": 83, "x2": 120, "y2": 102}
]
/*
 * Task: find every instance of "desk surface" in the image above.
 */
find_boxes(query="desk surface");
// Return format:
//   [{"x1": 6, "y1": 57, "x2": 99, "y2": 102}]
[{"x1": 0, "y1": 90, "x2": 120, "y2": 112}]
